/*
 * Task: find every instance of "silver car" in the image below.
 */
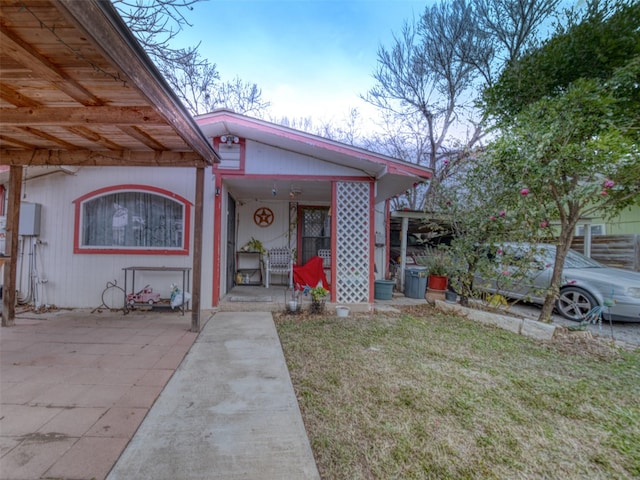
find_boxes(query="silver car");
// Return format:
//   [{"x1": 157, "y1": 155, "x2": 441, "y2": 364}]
[{"x1": 476, "y1": 243, "x2": 640, "y2": 322}]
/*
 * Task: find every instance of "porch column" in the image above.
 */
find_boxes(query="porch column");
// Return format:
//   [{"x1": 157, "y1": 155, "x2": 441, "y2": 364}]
[
  {"x1": 2, "y1": 166, "x2": 22, "y2": 327},
  {"x1": 400, "y1": 216, "x2": 408, "y2": 293},
  {"x1": 191, "y1": 166, "x2": 204, "y2": 332},
  {"x1": 335, "y1": 181, "x2": 371, "y2": 303}
]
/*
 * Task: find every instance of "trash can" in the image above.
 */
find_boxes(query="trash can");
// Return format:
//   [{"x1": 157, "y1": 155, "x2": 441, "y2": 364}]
[
  {"x1": 374, "y1": 279, "x2": 395, "y2": 300},
  {"x1": 404, "y1": 267, "x2": 428, "y2": 299}
]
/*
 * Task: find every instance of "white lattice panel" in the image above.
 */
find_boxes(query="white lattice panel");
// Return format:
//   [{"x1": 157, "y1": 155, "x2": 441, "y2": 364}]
[{"x1": 336, "y1": 182, "x2": 370, "y2": 303}]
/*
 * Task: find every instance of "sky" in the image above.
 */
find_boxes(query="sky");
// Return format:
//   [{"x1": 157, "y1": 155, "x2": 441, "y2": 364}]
[{"x1": 180, "y1": 0, "x2": 429, "y2": 124}]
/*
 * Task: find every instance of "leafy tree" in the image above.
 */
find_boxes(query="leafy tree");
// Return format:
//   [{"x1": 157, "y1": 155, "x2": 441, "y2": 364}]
[
  {"x1": 483, "y1": 0, "x2": 640, "y2": 322},
  {"x1": 365, "y1": 0, "x2": 561, "y2": 209}
]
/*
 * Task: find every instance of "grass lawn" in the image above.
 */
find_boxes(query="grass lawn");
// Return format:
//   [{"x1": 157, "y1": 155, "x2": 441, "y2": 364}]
[{"x1": 275, "y1": 304, "x2": 640, "y2": 480}]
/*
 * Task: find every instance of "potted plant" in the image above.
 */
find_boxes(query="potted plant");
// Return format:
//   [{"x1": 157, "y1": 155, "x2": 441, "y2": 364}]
[
  {"x1": 425, "y1": 252, "x2": 450, "y2": 291},
  {"x1": 240, "y1": 237, "x2": 265, "y2": 253},
  {"x1": 309, "y1": 285, "x2": 328, "y2": 314}
]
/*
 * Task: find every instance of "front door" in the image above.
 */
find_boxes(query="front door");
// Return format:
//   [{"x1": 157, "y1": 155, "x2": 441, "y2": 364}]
[{"x1": 299, "y1": 206, "x2": 330, "y2": 265}]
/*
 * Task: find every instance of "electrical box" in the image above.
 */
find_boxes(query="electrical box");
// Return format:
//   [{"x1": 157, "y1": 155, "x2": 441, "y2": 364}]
[{"x1": 19, "y1": 202, "x2": 42, "y2": 236}]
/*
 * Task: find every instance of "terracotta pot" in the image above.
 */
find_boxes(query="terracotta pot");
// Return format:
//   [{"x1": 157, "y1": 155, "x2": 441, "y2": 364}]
[{"x1": 428, "y1": 274, "x2": 448, "y2": 291}]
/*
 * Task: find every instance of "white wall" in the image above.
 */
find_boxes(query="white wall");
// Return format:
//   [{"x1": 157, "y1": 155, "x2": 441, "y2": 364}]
[{"x1": 11, "y1": 166, "x2": 216, "y2": 310}]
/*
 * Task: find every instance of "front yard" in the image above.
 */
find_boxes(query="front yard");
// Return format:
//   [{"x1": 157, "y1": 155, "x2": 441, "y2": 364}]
[{"x1": 275, "y1": 305, "x2": 640, "y2": 480}]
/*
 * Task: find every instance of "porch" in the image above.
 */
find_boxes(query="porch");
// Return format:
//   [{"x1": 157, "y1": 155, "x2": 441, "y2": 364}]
[{"x1": 217, "y1": 284, "x2": 427, "y2": 313}]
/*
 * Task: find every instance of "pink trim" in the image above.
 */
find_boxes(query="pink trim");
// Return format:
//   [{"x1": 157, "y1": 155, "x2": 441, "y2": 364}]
[
  {"x1": 212, "y1": 175, "x2": 223, "y2": 306},
  {"x1": 213, "y1": 136, "x2": 246, "y2": 174},
  {"x1": 72, "y1": 184, "x2": 191, "y2": 255},
  {"x1": 330, "y1": 182, "x2": 337, "y2": 303},
  {"x1": 385, "y1": 200, "x2": 391, "y2": 279},
  {"x1": 218, "y1": 173, "x2": 372, "y2": 182},
  {"x1": 198, "y1": 112, "x2": 432, "y2": 178},
  {"x1": 368, "y1": 180, "x2": 375, "y2": 304}
]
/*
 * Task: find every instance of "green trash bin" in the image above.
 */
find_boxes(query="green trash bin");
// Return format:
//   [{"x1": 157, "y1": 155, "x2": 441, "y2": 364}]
[
  {"x1": 374, "y1": 279, "x2": 395, "y2": 300},
  {"x1": 404, "y1": 267, "x2": 428, "y2": 299}
]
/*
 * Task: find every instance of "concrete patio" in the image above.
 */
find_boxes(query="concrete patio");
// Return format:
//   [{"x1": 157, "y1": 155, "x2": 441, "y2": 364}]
[{"x1": 0, "y1": 308, "x2": 201, "y2": 480}]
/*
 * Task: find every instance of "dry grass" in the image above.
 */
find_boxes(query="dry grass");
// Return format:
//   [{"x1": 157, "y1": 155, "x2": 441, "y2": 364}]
[{"x1": 275, "y1": 305, "x2": 640, "y2": 480}]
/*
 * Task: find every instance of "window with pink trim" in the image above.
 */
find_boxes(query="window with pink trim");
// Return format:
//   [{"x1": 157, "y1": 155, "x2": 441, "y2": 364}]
[{"x1": 74, "y1": 186, "x2": 190, "y2": 255}]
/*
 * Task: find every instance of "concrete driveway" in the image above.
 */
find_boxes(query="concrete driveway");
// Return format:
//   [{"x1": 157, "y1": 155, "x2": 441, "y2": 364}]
[{"x1": 0, "y1": 308, "x2": 199, "y2": 480}]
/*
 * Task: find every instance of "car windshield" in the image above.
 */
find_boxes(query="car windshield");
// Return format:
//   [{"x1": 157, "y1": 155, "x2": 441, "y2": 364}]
[{"x1": 563, "y1": 249, "x2": 603, "y2": 268}]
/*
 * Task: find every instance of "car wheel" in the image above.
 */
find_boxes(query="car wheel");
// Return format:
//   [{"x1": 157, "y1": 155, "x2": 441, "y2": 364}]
[
  {"x1": 148, "y1": 299, "x2": 154, "y2": 305},
  {"x1": 556, "y1": 287, "x2": 598, "y2": 321}
]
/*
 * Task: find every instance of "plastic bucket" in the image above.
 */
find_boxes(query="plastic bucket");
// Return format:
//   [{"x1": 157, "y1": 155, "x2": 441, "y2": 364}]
[{"x1": 374, "y1": 279, "x2": 395, "y2": 300}]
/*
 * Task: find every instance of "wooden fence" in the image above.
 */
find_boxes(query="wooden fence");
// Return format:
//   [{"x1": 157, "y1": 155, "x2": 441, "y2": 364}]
[{"x1": 571, "y1": 234, "x2": 640, "y2": 272}]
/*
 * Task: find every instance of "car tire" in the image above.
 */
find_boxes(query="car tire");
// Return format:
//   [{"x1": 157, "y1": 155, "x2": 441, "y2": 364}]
[{"x1": 556, "y1": 287, "x2": 598, "y2": 321}]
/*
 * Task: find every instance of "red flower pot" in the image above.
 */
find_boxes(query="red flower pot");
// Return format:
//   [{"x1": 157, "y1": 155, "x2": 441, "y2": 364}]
[{"x1": 428, "y1": 274, "x2": 448, "y2": 291}]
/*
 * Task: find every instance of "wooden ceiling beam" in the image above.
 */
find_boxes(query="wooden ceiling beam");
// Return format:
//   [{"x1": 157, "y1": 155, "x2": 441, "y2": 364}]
[
  {"x1": 21, "y1": 127, "x2": 80, "y2": 149},
  {"x1": 0, "y1": 22, "x2": 103, "y2": 106},
  {"x1": 119, "y1": 125, "x2": 167, "y2": 150},
  {"x1": 66, "y1": 126, "x2": 123, "y2": 150},
  {"x1": 0, "y1": 106, "x2": 165, "y2": 126},
  {"x1": 0, "y1": 134, "x2": 36, "y2": 149},
  {"x1": 0, "y1": 83, "x2": 42, "y2": 107},
  {"x1": 1, "y1": 149, "x2": 208, "y2": 167}
]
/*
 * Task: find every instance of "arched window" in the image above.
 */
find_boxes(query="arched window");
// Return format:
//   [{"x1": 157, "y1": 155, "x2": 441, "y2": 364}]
[{"x1": 74, "y1": 185, "x2": 191, "y2": 255}]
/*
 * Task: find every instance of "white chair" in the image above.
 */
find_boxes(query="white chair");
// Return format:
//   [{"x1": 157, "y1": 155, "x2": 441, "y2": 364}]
[
  {"x1": 264, "y1": 247, "x2": 293, "y2": 288},
  {"x1": 318, "y1": 249, "x2": 331, "y2": 280}
]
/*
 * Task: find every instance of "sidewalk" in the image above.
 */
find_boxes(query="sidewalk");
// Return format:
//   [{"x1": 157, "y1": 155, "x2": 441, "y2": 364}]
[{"x1": 107, "y1": 311, "x2": 320, "y2": 479}]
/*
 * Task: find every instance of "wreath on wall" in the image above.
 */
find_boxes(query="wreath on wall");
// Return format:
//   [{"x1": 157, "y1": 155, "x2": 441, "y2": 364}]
[{"x1": 253, "y1": 207, "x2": 274, "y2": 227}]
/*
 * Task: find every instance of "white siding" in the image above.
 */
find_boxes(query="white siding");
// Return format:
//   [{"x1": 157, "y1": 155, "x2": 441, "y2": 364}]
[
  {"x1": 12, "y1": 166, "x2": 216, "y2": 310},
  {"x1": 236, "y1": 200, "x2": 292, "y2": 252},
  {"x1": 245, "y1": 141, "x2": 362, "y2": 176}
]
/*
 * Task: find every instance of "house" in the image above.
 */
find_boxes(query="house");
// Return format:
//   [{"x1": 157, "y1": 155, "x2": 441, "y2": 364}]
[
  {"x1": 1, "y1": 110, "x2": 432, "y2": 312},
  {"x1": 0, "y1": 1, "x2": 433, "y2": 326}
]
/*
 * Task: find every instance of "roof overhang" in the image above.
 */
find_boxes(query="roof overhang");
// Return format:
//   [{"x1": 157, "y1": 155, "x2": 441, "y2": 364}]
[
  {"x1": 197, "y1": 110, "x2": 432, "y2": 202},
  {"x1": 0, "y1": 0, "x2": 219, "y2": 168}
]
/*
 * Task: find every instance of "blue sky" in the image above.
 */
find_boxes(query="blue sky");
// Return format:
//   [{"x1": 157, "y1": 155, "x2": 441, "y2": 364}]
[{"x1": 181, "y1": 0, "x2": 429, "y2": 122}]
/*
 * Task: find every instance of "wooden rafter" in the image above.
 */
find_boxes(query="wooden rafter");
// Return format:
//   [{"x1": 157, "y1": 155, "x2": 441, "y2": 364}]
[
  {"x1": 0, "y1": 22, "x2": 103, "y2": 106},
  {"x1": 118, "y1": 125, "x2": 166, "y2": 150},
  {"x1": 1, "y1": 149, "x2": 205, "y2": 166},
  {"x1": 20, "y1": 127, "x2": 80, "y2": 149},
  {"x1": 0, "y1": 83, "x2": 42, "y2": 107},
  {"x1": 0, "y1": 107, "x2": 165, "y2": 126},
  {"x1": 65, "y1": 126, "x2": 123, "y2": 150}
]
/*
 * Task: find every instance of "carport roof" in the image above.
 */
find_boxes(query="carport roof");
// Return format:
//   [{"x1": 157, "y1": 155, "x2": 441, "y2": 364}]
[{"x1": 0, "y1": 0, "x2": 219, "y2": 169}]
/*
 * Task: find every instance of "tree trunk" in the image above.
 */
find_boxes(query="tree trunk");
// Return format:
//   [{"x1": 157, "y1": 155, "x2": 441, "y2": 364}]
[{"x1": 538, "y1": 226, "x2": 576, "y2": 323}]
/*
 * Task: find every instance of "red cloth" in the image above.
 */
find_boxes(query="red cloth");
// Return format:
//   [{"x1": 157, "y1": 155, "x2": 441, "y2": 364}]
[{"x1": 293, "y1": 256, "x2": 329, "y2": 291}]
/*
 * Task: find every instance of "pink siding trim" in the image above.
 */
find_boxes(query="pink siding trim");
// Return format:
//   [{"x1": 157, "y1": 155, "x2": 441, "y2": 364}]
[
  {"x1": 213, "y1": 136, "x2": 246, "y2": 175},
  {"x1": 199, "y1": 113, "x2": 432, "y2": 178},
  {"x1": 212, "y1": 175, "x2": 223, "y2": 306},
  {"x1": 330, "y1": 182, "x2": 337, "y2": 302},
  {"x1": 72, "y1": 184, "x2": 191, "y2": 255},
  {"x1": 385, "y1": 199, "x2": 391, "y2": 279},
  {"x1": 369, "y1": 180, "x2": 375, "y2": 304}
]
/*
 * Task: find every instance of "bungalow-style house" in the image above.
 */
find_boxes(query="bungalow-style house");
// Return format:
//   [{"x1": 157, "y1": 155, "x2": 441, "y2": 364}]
[
  {"x1": 1, "y1": 110, "x2": 432, "y2": 311},
  {"x1": 0, "y1": 1, "x2": 432, "y2": 326}
]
